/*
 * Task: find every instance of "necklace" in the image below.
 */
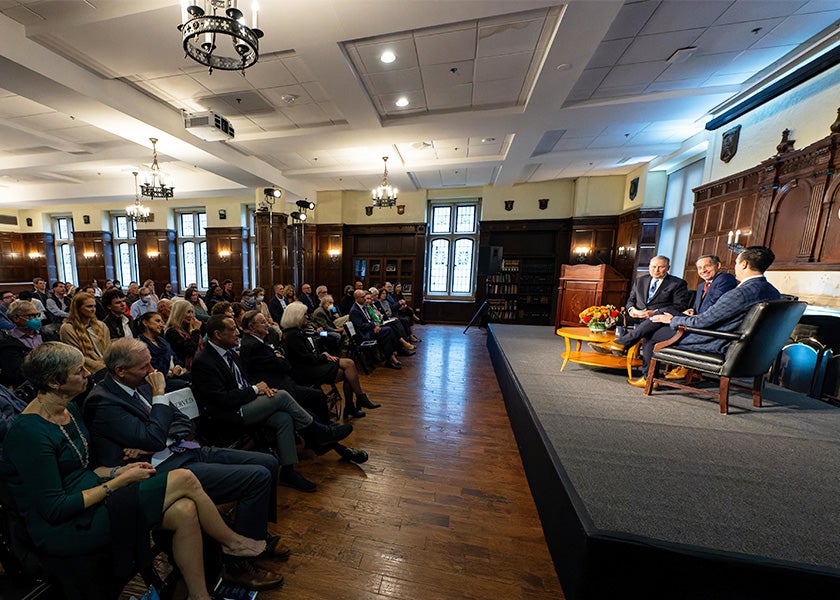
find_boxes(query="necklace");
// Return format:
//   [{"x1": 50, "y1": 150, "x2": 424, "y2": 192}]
[{"x1": 36, "y1": 397, "x2": 89, "y2": 469}]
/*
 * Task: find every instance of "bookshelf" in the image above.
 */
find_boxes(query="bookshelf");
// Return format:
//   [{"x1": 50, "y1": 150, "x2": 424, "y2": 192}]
[{"x1": 485, "y1": 256, "x2": 555, "y2": 324}]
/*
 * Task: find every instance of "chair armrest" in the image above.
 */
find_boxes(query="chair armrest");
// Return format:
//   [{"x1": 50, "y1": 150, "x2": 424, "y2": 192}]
[
  {"x1": 653, "y1": 327, "x2": 686, "y2": 352},
  {"x1": 682, "y1": 326, "x2": 742, "y2": 340}
]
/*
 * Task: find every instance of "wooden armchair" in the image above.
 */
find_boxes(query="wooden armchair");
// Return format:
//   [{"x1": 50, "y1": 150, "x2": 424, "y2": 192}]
[{"x1": 643, "y1": 300, "x2": 807, "y2": 414}]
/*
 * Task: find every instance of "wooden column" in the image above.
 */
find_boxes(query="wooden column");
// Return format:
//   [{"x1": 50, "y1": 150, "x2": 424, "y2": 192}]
[{"x1": 73, "y1": 231, "x2": 114, "y2": 285}]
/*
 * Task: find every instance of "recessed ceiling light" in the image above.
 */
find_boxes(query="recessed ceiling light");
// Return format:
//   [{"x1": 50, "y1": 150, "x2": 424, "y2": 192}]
[
  {"x1": 481, "y1": 137, "x2": 496, "y2": 143},
  {"x1": 380, "y1": 50, "x2": 396, "y2": 64},
  {"x1": 395, "y1": 97, "x2": 409, "y2": 107}
]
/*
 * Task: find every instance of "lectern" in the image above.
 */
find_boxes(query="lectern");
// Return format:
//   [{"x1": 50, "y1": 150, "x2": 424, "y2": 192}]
[{"x1": 555, "y1": 264, "x2": 628, "y2": 328}]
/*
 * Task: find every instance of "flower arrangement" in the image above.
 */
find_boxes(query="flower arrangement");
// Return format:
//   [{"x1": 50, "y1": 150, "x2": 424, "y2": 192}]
[{"x1": 579, "y1": 304, "x2": 619, "y2": 331}]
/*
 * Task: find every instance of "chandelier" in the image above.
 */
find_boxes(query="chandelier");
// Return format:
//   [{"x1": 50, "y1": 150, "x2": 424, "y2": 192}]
[
  {"x1": 178, "y1": 1, "x2": 264, "y2": 74},
  {"x1": 371, "y1": 156, "x2": 398, "y2": 208},
  {"x1": 127, "y1": 172, "x2": 152, "y2": 223},
  {"x1": 140, "y1": 138, "x2": 174, "y2": 200}
]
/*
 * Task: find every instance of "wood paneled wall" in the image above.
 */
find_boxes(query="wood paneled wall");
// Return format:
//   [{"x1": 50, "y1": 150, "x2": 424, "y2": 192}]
[
  {"x1": 205, "y1": 226, "x2": 249, "y2": 293},
  {"x1": 136, "y1": 229, "x2": 177, "y2": 292}
]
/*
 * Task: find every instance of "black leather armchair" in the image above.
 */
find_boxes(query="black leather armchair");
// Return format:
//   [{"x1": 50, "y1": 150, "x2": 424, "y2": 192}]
[{"x1": 643, "y1": 300, "x2": 807, "y2": 414}]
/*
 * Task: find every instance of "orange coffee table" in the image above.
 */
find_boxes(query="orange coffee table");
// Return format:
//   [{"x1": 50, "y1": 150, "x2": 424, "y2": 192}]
[{"x1": 555, "y1": 326, "x2": 642, "y2": 381}]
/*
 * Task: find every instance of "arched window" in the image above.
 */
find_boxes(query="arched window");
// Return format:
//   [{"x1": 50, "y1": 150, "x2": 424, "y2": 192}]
[
  {"x1": 52, "y1": 216, "x2": 77, "y2": 284},
  {"x1": 177, "y1": 211, "x2": 208, "y2": 289},
  {"x1": 425, "y1": 200, "x2": 479, "y2": 299}
]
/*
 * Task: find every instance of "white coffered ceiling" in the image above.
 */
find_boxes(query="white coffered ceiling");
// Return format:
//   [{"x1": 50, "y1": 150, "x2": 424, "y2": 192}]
[{"x1": 0, "y1": 0, "x2": 838, "y2": 206}]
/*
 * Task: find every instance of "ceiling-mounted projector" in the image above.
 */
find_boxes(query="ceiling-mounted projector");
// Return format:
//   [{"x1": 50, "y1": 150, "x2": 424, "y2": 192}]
[{"x1": 184, "y1": 111, "x2": 234, "y2": 141}]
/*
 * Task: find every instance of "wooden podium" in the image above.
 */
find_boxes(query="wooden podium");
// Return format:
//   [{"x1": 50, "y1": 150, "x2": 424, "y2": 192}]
[{"x1": 555, "y1": 264, "x2": 628, "y2": 328}]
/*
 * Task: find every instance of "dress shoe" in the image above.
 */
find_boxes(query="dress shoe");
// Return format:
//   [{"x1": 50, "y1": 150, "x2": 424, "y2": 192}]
[
  {"x1": 220, "y1": 558, "x2": 284, "y2": 591},
  {"x1": 338, "y1": 446, "x2": 369, "y2": 463},
  {"x1": 665, "y1": 366, "x2": 689, "y2": 380},
  {"x1": 311, "y1": 421, "x2": 353, "y2": 446},
  {"x1": 278, "y1": 469, "x2": 317, "y2": 493},
  {"x1": 628, "y1": 377, "x2": 658, "y2": 389},
  {"x1": 589, "y1": 342, "x2": 613, "y2": 355},
  {"x1": 386, "y1": 361, "x2": 402, "y2": 369},
  {"x1": 397, "y1": 348, "x2": 415, "y2": 356},
  {"x1": 259, "y1": 535, "x2": 291, "y2": 562},
  {"x1": 357, "y1": 395, "x2": 381, "y2": 409},
  {"x1": 410, "y1": 336, "x2": 422, "y2": 343},
  {"x1": 343, "y1": 407, "x2": 366, "y2": 419}
]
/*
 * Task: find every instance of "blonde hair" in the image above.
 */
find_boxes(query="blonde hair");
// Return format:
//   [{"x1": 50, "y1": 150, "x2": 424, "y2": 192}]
[
  {"x1": 166, "y1": 298, "x2": 195, "y2": 332},
  {"x1": 65, "y1": 292, "x2": 109, "y2": 361},
  {"x1": 280, "y1": 301, "x2": 308, "y2": 329}
]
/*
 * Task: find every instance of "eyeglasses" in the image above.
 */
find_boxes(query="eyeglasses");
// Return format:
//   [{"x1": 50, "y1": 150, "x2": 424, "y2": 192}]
[{"x1": 19, "y1": 313, "x2": 39, "y2": 319}]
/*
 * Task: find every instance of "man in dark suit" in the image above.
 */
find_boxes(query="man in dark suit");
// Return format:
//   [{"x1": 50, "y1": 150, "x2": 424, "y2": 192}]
[
  {"x1": 267, "y1": 283, "x2": 287, "y2": 325},
  {"x1": 297, "y1": 283, "x2": 317, "y2": 315},
  {"x1": 625, "y1": 255, "x2": 690, "y2": 318},
  {"x1": 191, "y1": 315, "x2": 352, "y2": 493},
  {"x1": 348, "y1": 289, "x2": 401, "y2": 369},
  {"x1": 239, "y1": 310, "x2": 368, "y2": 463},
  {"x1": 84, "y1": 338, "x2": 286, "y2": 590}
]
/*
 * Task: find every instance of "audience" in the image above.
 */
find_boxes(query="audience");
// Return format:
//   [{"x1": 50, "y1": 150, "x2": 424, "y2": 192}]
[
  {"x1": 45, "y1": 281, "x2": 71, "y2": 323},
  {"x1": 129, "y1": 286, "x2": 158, "y2": 319},
  {"x1": 165, "y1": 299, "x2": 204, "y2": 369},
  {"x1": 135, "y1": 311, "x2": 189, "y2": 388},
  {"x1": 59, "y1": 292, "x2": 110, "y2": 377},
  {"x1": 0, "y1": 300, "x2": 44, "y2": 388},
  {"x1": 349, "y1": 290, "x2": 401, "y2": 369},
  {"x1": 102, "y1": 288, "x2": 135, "y2": 340},
  {"x1": 185, "y1": 288, "x2": 210, "y2": 323},
  {"x1": 4, "y1": 342, "x2": 279, "y2": 598}
]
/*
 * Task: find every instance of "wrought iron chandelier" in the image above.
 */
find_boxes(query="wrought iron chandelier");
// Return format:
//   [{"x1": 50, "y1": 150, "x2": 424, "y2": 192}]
[
  {"x1": 178, "y1": 1, "x2": 264, "y2": 74},
  {"x1": 140, "y1": 138, "x2": 174, "y2": 200},
  {"x1": 127, "y1": 172, "x2": 152, "y2": 223},
  {"x1": 371, "y1": 156, "x2": 398, "y2": 208}
]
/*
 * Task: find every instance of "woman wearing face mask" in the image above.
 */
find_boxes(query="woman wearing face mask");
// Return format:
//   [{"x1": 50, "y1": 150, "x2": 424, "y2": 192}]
[
  {"x1": 252, "y1": 287, "x2": 280, "y2": 333},
  {"x1": 0, "y1": 300, "x2": 45, "y2": 388}
]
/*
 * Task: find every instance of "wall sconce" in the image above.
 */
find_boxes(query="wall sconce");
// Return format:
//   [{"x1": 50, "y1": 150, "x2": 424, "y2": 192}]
[
  {"x1": 147, "y1": 250, "x2": 160, "y2": 263},
  {"x1": 574, "y1": 246, "x2": 590, "y2": 262},
  {"x1": 82, "y1": 251, "x2": 96, "y2": 263},
  {"x1": 26, "y1": 218, "x2": 33, "y2": 227},
  {"x1": 538, "y1": 198, "x2": 549, "y2": 210},
  {"x1": 504, "y1": 200, "x2": 514, "y2": 211},
  {"x1": 617, "y1": 246, "x2": 627, "y2": 257},
  {"x1": 219, "y1": 250, "x2": 231, "y2": 263},
  {"x1": 28, "y1": 251, "x2": 42, "y2": 260},
  {"x1": 328, "y1": 249, "x2": 341, "y2": 263},
  {"x1": 726, "y1": 229, "x2": 748, "y2": 253}
]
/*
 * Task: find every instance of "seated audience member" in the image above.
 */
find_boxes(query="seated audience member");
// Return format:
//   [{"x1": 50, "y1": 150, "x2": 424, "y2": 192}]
[
  {"x1": 83, "y1": 338, "x2": 286, "y2": 589},
  {"x1": 267, "y1": 284, "x2": 287, "y2": 325},
  {"x1": 31, "y1": 277, "x2": 50, "y2": 307},
  {"x1": 59, "y1": 292, "x2": 111, "y2": 377},
  {"x1": 191, "y1": 315, "x2": 351, "y2": 492},
  {"x1": 135, "y1": 311, "x2": 189, "y2": 389},
  {"x1": 221, "y1": 279, "x2": 236, "y2": 303},
  {"x1": 0, "y1": 300, "x2": 44, "y2": 388},
  {"x1": 160, "y1": 282, "x2": 176, "y2": 300},
  {"x1": 165, "y1": 299, "x2": 204, "y2": 368},
  {"x1": 124, "y1": 282, "x2": 141, "y2": 307},
  {"x1": 349, "y1": 290, "x2": 401, "y2": 368},
  {"x1": 0, "y1": 291, "x2": 16, "y2": 330},
  {"x1": 252, "y1": 287, "x2": 279, "y2": 331},
  {"x1": 626, "y1": 247, "x2": 781, "y2": 387},
  {"x1": 101, "y1": 288, "x2": 135, "y2": 340},
  {"x1": 281, "y1": 301, "x2": 380, "y2": 418},
  {"x1": 81, "y1": 285, "x2": 107, "y2": 321},
  {"x1": 6, "y1": 342, "x2": 282, "y2": 597},
  {"x1": 205, "y1": 284, "x2": 225, "y2": 311},
  {"x1": 339, "y1": 285, "x2": 355, "y2": 317},
  {"x1": 391, "y1": 282, "x2": 422, "y2": 337},
  {"x1": 0, "y1": 382, "x2": 27, "y2": 440},
  {"x1": 45, "y1": 281, "x2": 71, "y2": 323},
  {"x1": 142, "y1": 279, "x2": 160, "y2": 303},
  {"x1": 240, "y1": 311, "x2": 368, "y2": 463},
  {"x1": 129, "y1": 286, "x2": 158, "y2": 320},
  {"x1": 373, "y1": 288, "x2": 416, "y2": 350},
  {"x1": 298, "y1": 283, "x2": 317, "y2": 315},
  {"x1": 17, "y1": 290, "x2": 47, "y2": 322},
  {"x1": 311, "y1": 295, "x2": 345, "y2": 337},
  {"x1": 591, "y1": 254, "x2": 737, "y2": 384},
  {"x1": 241, "y1": 289, "x2": 255, "y2": 310},
  {"x1": 157, "y1": 297, "x2": 173, "y2": 322},
  {"x1": 185, "y1": 287, "x2": 210, "y2": 323}
]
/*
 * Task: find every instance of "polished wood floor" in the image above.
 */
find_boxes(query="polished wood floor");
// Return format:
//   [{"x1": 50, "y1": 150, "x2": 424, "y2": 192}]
[{"x1": 266, "y1": 324, "x2": 565, "y2": 599}]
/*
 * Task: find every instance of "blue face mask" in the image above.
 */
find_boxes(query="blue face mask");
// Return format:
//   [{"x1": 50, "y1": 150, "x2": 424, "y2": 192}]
[{"x1": 26, "y1": 318, "x2": 42, "y2": 331}]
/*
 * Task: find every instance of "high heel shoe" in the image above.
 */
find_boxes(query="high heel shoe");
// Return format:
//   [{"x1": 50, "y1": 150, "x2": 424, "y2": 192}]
[{"x1": 343, "y1": 407, "x2": 366, "y2": 419}]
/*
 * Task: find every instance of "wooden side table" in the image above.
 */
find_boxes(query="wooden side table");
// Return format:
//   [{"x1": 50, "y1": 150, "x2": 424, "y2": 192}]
[{"x1": 555, "y1": 326, "x2": 642, "y2": 381}]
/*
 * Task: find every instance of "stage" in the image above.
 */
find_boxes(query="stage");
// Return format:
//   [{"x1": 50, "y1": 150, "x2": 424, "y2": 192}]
[{"x1": 487, "y1": 324, "x2": 840, "y2": 600}]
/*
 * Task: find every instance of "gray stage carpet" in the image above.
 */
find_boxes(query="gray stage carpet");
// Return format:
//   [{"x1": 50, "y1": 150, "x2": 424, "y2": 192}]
[{"x1": 491, "y1": 324, "x2": 840, "y2": 573}]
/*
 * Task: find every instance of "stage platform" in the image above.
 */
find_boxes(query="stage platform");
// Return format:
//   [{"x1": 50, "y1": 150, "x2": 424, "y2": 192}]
[{"x1": 487, "y1": 324, "x2": 840, "y2": 600}]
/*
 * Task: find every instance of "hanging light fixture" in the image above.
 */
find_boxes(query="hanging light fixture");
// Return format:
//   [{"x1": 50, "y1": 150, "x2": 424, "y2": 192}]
[
  {"x1": 140, "y1": 138, "x2": 174, "y2": 200},
  {"x1": 178, "y1": 1, "x2": 264, "y2": 74},
  {"x1": 371, "y1": 156, "x2": 398, "y2": 208},
  {"x1": 127, "y1": 172, "x2": 152, "y2": 223}
]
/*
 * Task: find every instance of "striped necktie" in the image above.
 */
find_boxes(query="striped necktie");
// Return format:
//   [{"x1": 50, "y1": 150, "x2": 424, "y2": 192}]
[{"x1": 225, "y1": 350, "x2": 249, "y2": 390}]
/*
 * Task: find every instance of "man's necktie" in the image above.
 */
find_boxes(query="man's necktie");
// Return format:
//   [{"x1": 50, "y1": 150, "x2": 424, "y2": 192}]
[
  {"x1": 647, "y1": 279, "x2": 659, "y2": 302},
  {"x1": 225, "y1": 350, "x2": 249, "y2": 390},
  {"x1": 701, "y1": 280, "x2": 710, "y2": 298},
  {"x1": 133, "y1": 392, "x2": 151, "y2": 414}
]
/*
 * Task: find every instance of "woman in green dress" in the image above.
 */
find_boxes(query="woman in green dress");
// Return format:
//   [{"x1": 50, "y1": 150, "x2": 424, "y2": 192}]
[{"x1": 3, "y1": 342, "x2": 271, "y2": 600}]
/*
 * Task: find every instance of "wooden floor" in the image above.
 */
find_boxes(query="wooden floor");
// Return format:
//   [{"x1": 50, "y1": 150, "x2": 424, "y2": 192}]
[{"x1": 263, "y1": 324, "x2": 565, "y2": 600}]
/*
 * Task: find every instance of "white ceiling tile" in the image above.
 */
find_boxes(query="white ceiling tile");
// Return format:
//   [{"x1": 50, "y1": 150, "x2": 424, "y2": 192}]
[
  {"x1": 473, "y1": 78, "x2": 522, "y2": 106},
  {"x1": 247, "y1": 112, "x2": 296, "y2": 130},
  {"x1": 421, "y1": 61, "x2": 474, "y2": 90},
  {"x1": 603, "y1": 1, "x2": 658, "y2": 41},
  {"x1": 281, "y1": 55, "x2": 317, "y2": 83},
  {"x1": 143, "y1": 74, "x2": 211, "y2": 101},
  {"x1": 14, "y1": 111, "x2": 77, "y2": 131},
  {"x1": 0, "y1": 95, "x2": 52, "y2": 118},
  {"x1": 415, "y1": 27, "x2": 476, "y2": 65},
  {"x1": 641, "y1": 1, "x2": 730, "y2": 35},
  {"x1": 712, "y1": 45, "x2": 798, "y2": 76},
  {"x1": 693, "y1": 18, "x2": 784, "y2": 55},
  {"x1": 317, "y1": 101, "x2": 345, "y2": 122},
  {"x1": 426, "y1": 83, "x2": 472, "y2": 111},
  {"x1": 618, "y1": 29, "x2": 705, "y2": 65},
  {"x1": 753, "y1": 11, "x2": 840, "y2": 49},
  {"x1": 476, "y1": 17, "x2": 543, "y2": 58},
  {"x1": 475, "y1": 53, "x2": 531, "y2": 83},
  {"x1": 702, "y1": 72, "x2": 751, "y2": 86},
  {"x1": 590, "y1": 83, "x2": 649, "y2": 99},
  {"x1": 646, "y1": 77, "x2": 707, "y2": 92},
  {"x1": 193, "y1": 71, "x2": 256, "y2": 95},
  {"x1": 440, "y1": 168, "x2": 468, "y2": 186},
  {"x1": 301, "y1": 82, "x2": 330, "y2": 103},
  {"x1": 436, "y1": 138, "x2": 469, "y2": 150},
  {"x1": 601, "y1": 62, "x2": 669, "y2": 88},
  {"x1": 353, "y1": 36, "x2": 418, "y2": 74},
  {"x1": 379, "y1": 90, "x2": 427, "y2": 114},
  {"x1": 366, "y1": 68, "x2": 423, "y2": 95},
  {"x1": 261, "y1": 84, "x2": 314, "y2": 107},
  {"x1": 587, "y1": 38, "x2": 634, "y2": 69},
  {"x1": 239, "y1": 59, "x2": 299, "y2": 88},
  {"x1": 656, "y1": 52, "x2": 739, "y2": 81},
  {"x1": 467, "y1": 144, "x2": 502, "y2": 157},
  {"x1": 281, "y1": 104, "x2": 331, "y2": 127},
  {"x1": 565, "y1": 67, "x2": 611, "y2": 102},
  {"x1": 717, "y1": 1, "x2": 809, "y2": 25}
]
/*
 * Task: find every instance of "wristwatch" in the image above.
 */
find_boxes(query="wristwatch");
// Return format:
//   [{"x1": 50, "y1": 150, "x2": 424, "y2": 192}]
[{"x1": 102, "y1": 483, "x2": 113, "y2": 499}]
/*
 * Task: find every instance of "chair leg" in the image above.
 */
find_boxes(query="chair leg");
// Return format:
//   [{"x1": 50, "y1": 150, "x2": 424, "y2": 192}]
[
  {"x1": 719, "y1": 376, "x2": 730, "y2": 414},
  {"x1": 644, "y1": 359, "x2": 658, "y2": 395},
  {"x1": 752, "y1": 375, "x2": 763, "y2": 408}
]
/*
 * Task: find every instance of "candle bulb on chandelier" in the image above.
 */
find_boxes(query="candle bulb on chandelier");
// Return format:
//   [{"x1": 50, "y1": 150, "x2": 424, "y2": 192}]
[
  {"x1": 727, "y1": 230, "x2": 734, "y2": 245},
  {"x1": 252, "y1": 3, "x2": 259, "y2": 30},
  {"x1": 734, "y1": 229, "x2": 741, "y2": 244}
]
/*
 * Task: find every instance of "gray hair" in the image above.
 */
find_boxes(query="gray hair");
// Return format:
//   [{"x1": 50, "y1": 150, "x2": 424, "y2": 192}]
[
  {"x1": 280, "y1": 301, "x2": 308, "y2": 329},
  {"x1": 695, "y1": 254, "x2": 721, "y2": 265},
  {"x1": 104, "y1": 338, "x2": 149, "y2": 372},
  {"x1": 319, "y1": 294, "x2": 334, "y2": 308},
  {"x1": 651, "y1": 255, "x2": 671, "y2": 265},
  {"x1": 7, "y1": 299, "x2": 36, "y2": 318},
  {"x1": 315, "y1": 285, "x2": 327, "y2": 296},
  {"x1": 21, "y1": 342, "x2": 84, "y2": 393}
]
